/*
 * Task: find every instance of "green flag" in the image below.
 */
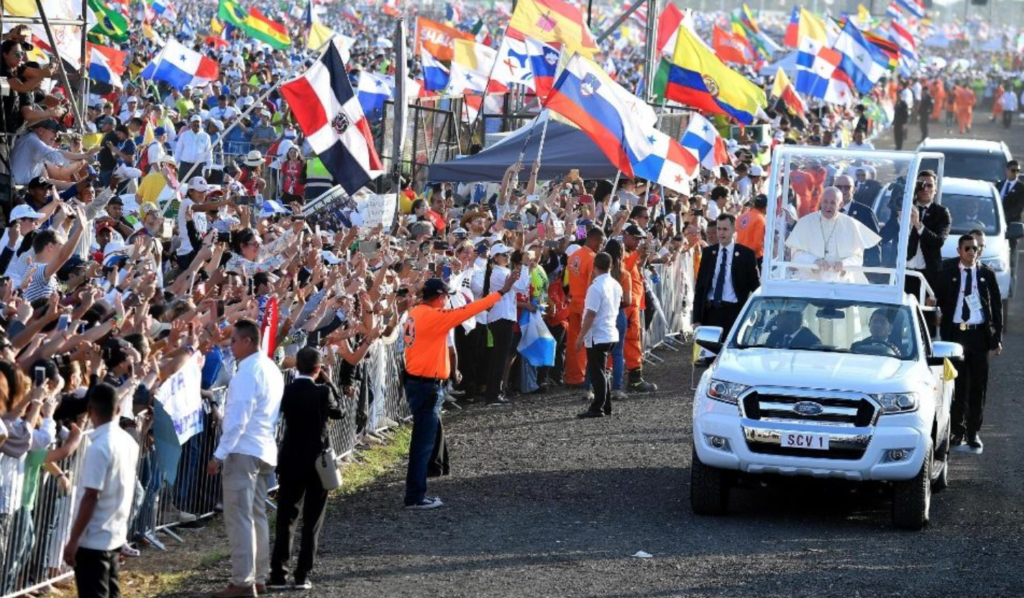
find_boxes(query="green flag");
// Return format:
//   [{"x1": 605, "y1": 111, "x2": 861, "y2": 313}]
[
  {"x1": 650, "y1": 58, "x2": 671, "y2": 105},
  {"x1": 87, "y1": 0, "x2": 129, "y2": 43},
  {"x1": 217, "y1": 0, "x2": 248, "y2": 29}
]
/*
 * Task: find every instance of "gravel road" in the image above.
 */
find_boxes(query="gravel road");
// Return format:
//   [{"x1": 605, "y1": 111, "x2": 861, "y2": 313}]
[{"x1": 175, "y1": 118, "x2": 1024, "y2": 598}]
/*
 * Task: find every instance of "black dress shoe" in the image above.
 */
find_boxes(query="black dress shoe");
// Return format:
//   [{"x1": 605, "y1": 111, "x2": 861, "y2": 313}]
[{"x1": 577, "y1": 410, "x2": 604, "y2": 419}]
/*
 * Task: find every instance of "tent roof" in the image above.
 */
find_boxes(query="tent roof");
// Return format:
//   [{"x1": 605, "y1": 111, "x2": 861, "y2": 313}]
[{"x1": 427, "y1": 114, "x2": 619, "y2": 183}]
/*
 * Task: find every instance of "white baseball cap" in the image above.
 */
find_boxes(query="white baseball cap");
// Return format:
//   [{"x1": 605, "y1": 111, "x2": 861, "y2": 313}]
[{"x1": 10, "y1": 204, "x2": 44, "y2": 221}]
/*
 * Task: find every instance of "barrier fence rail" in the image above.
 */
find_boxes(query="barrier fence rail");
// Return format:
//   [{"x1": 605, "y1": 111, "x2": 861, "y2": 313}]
[{"x1": 0, "y1": 258, "x2": 690, "y2": 598}]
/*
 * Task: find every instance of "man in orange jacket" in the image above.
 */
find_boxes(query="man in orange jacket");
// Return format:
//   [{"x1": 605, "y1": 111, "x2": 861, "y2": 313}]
[
  {"x1": 401, "y1": 274, "x2": 519, "y2": 509},
  {"x1": 621, "y1": 224, "x2": 657, "y2": 392},
  {"x1": 565, "y1": 227, "x2": 605, "y2": 388}
]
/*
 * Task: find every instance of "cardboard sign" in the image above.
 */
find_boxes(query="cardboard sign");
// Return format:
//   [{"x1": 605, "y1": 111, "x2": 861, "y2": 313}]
[{"x1": 154, "y1": 354, "x2": 204, "y2": 444}]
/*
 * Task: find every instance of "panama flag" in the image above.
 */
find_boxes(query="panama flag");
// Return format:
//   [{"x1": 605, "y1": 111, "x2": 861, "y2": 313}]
[
  {"x1": 357, "y1": 71, "x2": 394, "y2": 121},
  {"x1": 448, "y1": 38, "x2": 500, "y2": 94},
  {"x1": 680, "y1": 113, "x2": 729, "y2": 171},
  {"x1": 140, "y1": 39, "x2": 219, "y2": 90},
  {"x1": 524, "y1": 37, "x2": 559, "y2": 98},
  {"x1": 543, "y1": 54, "x2": 658, "y2": 177},
  {"x1": 421, "y1": 50, "x2": 450, "y2": 92},
  {"x1": 87, "y1": 44, "x2": 125, "y2": 88},
  {"x1": 281, "y1": 37, "x2": 383, "y2": 195},
  {"x1": 632, "y1": 130, "x2": 698, "y2": 193}
]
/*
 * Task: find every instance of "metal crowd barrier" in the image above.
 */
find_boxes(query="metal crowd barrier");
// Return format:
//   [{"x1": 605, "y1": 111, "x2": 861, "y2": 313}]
[{"x1": 0, "y1": 256, "x2": 690, "y2": 597}]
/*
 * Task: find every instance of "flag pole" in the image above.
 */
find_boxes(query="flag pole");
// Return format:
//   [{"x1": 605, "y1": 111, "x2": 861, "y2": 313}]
[
  {"x1": 391, "y1": 17, "x2": 408, "y2": 194},
  {"x1": 33, "y1": 0, "x2": 84, "y2": 130},
  {"x1": 178, "y1": 78, "x2": 285, "y2": 185},
  {"x1": 469, "y1": 26, "x2": 506, "y2": 138}
]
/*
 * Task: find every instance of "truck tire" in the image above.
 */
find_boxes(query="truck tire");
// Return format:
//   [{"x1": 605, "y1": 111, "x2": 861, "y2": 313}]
[
  {"x1": 892, "y1": 439, "x2": 932, "y2": 530},
  {"x1": 690, "y1": 445, "x2": 730, "y2": 516},
  {"x1": 932, "y1": 426, "x2": 950, "y2": 493}
]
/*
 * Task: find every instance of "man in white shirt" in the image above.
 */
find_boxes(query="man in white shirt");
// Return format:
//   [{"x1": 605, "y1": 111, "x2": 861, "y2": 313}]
[
  {"x1": 847, "y1": 128, "x2": 875, "y2": 151},
  {"x1": 175, "y1": 115, "x2": 213, "y2": 183},
  {"x1": 63, "y1": 383, "x2": 140, "y2": 598},
  {"x1": 207, "y1": 320, "x2": 285, "y2": 597},
  {"x1": 575, "y1": 252, "x2": 622, "y2": 418},
  {"x1": 1000, "y1": 88, "x2": 1018, "y2": 129}
]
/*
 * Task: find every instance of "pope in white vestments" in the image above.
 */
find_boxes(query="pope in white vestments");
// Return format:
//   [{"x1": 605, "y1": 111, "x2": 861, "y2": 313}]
[{"x1": 785, "y1": 187, "x2": 882, "y2": 282}]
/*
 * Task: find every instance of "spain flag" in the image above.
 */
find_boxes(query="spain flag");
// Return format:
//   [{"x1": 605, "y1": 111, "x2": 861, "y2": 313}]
[{"x1": 508, "y1": 0, "x2": 598, "y2": 58}]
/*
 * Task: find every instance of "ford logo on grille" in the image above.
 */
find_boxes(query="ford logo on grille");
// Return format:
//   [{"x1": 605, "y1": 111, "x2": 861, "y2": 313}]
[{"x1": 793, "y1": 401, "x2": 824, "y2": 416}]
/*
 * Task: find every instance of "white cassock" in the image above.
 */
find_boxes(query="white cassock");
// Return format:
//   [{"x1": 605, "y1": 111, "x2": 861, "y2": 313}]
[{"x1": 784, "y1": 211, "x2": 882, "y2": 282}]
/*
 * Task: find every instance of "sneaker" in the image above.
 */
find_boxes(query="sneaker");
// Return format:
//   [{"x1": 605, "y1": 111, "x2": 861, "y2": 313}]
[
  {"x1": 582, "y1": 390, "x2": 594, "y2": 402},
  {"x1": 120, "y1": 544, "x2": 141, "y2": 558},
  {"x1": 490, "y1": 395, "x2": 511, "y2": 405},
  {"x1": 576, "y1": 410, "x2": 604, "y2": 419},
  {"x1": 610, "y1": 390, "x2": 628, "y2": 400},
  {"x1": 266, "y1": 576, "x2": 289, "y2": 590},
  {"x1": 966, "y1": 435, "x2": 984, "y2": 455},
  {"x1": 293, "y1": 578, "x2": 313, "y2": 591},
  {"x1": 167, "y1": 506, "x2": 198, "y2": 523},
  {"x1": 629, "y1": 379, "x2": 659, "y2": 393},
  {"x1": 405, "y1": 497, "x2": 444, "y2": 510}
]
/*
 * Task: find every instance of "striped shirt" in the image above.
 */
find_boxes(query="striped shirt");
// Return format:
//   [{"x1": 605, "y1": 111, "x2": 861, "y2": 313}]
[{"x1": 23, "y1": 266, "x2": 58, "y2": 302}]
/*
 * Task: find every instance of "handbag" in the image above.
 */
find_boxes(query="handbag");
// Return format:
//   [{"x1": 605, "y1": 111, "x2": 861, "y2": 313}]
[{"x1": 313, "y1": 387, "x2": 343, "y2": 490}]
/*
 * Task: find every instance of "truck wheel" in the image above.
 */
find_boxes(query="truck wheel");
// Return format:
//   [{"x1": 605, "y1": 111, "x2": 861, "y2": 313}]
[
  {"x1": 892, "y1": 439, "x2": 932, "y2": 530},
  {"x1": 690, "y1": 445, "x2": 730, "y2": 515},
  {"x1": 932, "y1": 427, "x2": 950, "y2": 493}
]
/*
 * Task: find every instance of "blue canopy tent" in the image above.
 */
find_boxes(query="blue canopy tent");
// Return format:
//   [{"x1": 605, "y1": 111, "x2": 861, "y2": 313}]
[{"x1": 427, "y1": 115, "x2": 618, "y2": 183}]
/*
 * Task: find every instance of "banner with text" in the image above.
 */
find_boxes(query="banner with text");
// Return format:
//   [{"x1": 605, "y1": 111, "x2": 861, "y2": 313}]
[{"x1": 155, "y1": 354, "x2": 204, "y2": 445}]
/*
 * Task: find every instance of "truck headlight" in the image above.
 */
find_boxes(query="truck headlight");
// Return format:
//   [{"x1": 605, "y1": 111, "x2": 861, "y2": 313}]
[
  {"x1": 707, "y1": 379, "x2": 750, "y2": 405},
  {"x1": 872, "y1": 392, "x2": 919, "y2": 414},
  {"x1": 982, "y1": 255, "x2": 1009, "y2": 272}
]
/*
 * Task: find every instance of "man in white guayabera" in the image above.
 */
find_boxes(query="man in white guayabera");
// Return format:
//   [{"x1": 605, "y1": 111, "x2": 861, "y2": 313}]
[{"x1": 785, "y1": 186, "x2": 882, "y2": 283}]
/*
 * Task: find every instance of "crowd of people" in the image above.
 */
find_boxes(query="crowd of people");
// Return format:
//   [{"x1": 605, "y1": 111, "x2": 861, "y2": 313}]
[{"x1": 0, "y1": 0, "x2": 1022, "y2": 596}]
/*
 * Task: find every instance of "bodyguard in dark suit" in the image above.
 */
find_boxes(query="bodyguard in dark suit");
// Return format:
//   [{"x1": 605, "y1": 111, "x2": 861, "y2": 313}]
[
  {"x1": 900, "y1": 171, "x2": 951, "y2": 335},
  {"x1": 835, "y1": 174, "x2": 881, "y2": 269},
  {"x1": 996, "y1": 160, "x2": 1024, "y2": 224},
  {"x1": 269, "y1": 347, "x2": 344, "y2": 590},
  {"x1": 693, "y1": 214, "x2": 760, "y2": 337},
  {"x1": 936, "y1": 234, "x2": 1003, "y2": 455},
  {"x1": 765, "y1": 310, "x2": 822, "y2": 348}
]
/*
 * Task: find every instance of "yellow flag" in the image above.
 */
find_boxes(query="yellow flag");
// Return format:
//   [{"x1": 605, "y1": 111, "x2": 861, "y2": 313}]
[
  {"x1": 942, "y1": 358, "x2": 958, "y2": 382},
  {"x1": 857, "y1": 4, "x2": 872, "y2": 27},
  {"x1": 692, "y1": 341, "x2": 701, "y2": 364},
  {"x1": 141, "y1": 124, "x2": 155, "y2": 148},
  {"x1": 210, "y1": 16, "x2": 224, "y2": 34},
  {"x1": 83, "y1": 133, "x2": 104, "y2": 150},
  {"x1": 307, "y1": 22, "x2": 335, "y2": 50},
  {"x1": 3, "y1": 0, "x2": 40, "y2": 17}
]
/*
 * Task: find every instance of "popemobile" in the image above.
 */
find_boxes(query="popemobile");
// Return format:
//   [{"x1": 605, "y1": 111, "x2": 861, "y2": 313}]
[{"x1": 690, "y1": 145, "x2": 961, "y2": 530}]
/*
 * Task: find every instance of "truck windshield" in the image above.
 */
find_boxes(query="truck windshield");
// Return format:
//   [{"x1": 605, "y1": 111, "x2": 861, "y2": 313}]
[{"x1": 732, "y1": 298, "x2": 918, "y2": 361}]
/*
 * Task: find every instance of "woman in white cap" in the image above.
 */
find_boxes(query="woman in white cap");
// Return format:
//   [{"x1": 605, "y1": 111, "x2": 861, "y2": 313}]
[
  {"x1": 175, "y1": 177, "x2": 232, "y2": 269},
  {"x1": 472, "y1": 242, "x2": 531, "y2": 404}
]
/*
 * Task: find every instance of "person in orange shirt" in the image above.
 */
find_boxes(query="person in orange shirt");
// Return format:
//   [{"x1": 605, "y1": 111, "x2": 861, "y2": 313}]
[
  {"x1": 945, "y1": 83, "x2": 958, "y2": 133},
  {"x1": 992, "y1": 84, "x2": 1005, "y2": 123},
  {"x1": 401, "y1": 275, "x2": 519, "y2": 509},
  {"x1": 621, "y1": 224, "x2": 657, "y2": 392},
  {"x1": 736, "y1": 194, "x2": 767, "y2": 267},
  {"x1": 931, "y1": 78, "x2": 945, "y2": 121},
  {"x1": 565, "y1": 227, "x2": 605, "y2": 388},
  {"x1": 954, "y1": 81, "x2": 976, "y2": 135}
]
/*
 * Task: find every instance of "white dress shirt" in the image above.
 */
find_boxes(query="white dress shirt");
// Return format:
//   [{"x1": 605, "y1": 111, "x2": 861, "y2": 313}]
[
  {"x1": 584, "y1": 272, "x2": 623, "y2": 346},
  {"x1": 174, "y1": 129, "x2": 213, "y2": 166},
  {"x1": 708, "y1": 242, "x2": 739, "y2": 304},
  {"x1": 1001, "y1": 179, "x2": 1018, "y2": 199},
  {"x1": 907, "y1": 203, "x2": 931, "y2": 270},
  {"x1": 1001, "y1": 90, "x2": 1018, "y2": 113},
  {"x1": 214, "y1": 351, "x2": 285, "y2": 465},
  {"x1": 75, "y1": 422, "x2": 140, "y2": 551},
  {"x1": 954, "y1": 264, "x2": 984, "y2": 325},
  {"x1": 483, "y1": 265, "x2": 531, "y2": 324}
]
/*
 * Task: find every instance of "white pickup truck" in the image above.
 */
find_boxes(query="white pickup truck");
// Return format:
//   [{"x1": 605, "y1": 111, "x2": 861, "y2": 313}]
[{"x1": 690, "y1": 147, "x2": 963, "y2": 530}]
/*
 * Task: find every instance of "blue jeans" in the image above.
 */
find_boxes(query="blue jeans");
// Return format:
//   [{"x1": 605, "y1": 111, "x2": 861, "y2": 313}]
[
  {"x1": 404, "y1": 378, "x2": 445, "y2": 505},
  {"x1": 611, "y1": 309, "x2": 627, "y2": 391}
]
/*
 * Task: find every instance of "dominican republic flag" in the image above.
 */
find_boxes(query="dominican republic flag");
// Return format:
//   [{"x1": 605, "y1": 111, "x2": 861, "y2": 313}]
[
  {"x1": 140, "y1": 39, "x2": 219, "y2": 90},
  {"x1": 833, "y1": 20, "x2": 890, "y2": 94},
  {"x1": 681, "y1": 113, "x2": 729, "y2": 171},
  {"x1": 281, "y1": 38, "x2": 383, "y2": 195},
  {"x1": 894, "y1": 0, "x2": 925, "y2": 18},
  {"x1": 524, "y1": 37, "x2": 559, "y2": 99},
  {"x1": 357, "y1": 71, "x2": 394, "y2": 121},
  {"x1": 87, "y1": 45, "x2": 124, "y2": 88}
]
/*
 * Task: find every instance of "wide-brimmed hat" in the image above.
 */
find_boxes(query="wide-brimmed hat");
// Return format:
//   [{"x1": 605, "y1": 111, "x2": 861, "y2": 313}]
[
  {"x1": 460, "y1": 208, "x2": 491, "y2": 228},
  {"x1": 242, "y1": 150, "x2": 264, "y2": 167}
]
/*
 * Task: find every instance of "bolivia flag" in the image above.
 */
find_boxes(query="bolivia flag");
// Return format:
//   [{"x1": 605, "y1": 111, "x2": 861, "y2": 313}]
[{"x1": 219, "y1": 0, "x2": 291, "y2": 49}]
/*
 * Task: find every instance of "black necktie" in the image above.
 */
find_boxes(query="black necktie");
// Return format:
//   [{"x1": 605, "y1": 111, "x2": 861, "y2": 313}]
[
  {"x1": 713, "y1": 248, "x2": 728, "y2": 307},
  {"x1": 961, "y1": 268, "x2": 972, "y2": 322}
]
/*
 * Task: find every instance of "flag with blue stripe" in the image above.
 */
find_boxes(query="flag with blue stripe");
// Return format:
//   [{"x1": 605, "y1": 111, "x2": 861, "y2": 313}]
[{"x1": 832, "y1": 20, "x2": 890, "y2": 94}]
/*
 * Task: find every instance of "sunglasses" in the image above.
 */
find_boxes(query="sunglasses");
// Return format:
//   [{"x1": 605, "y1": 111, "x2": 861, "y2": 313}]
[
  {"x1": 1010, "y1": 169, "x2": 1020, "y2": 174},
  {"x1": 836, "y1": 185, "x2": 852, "y2": 190},
  {"x1": 962, "y1": 246, "x2": 980, "y2": 252},
  {"x1": 919, "y1": 183, "x2": 935, "y2": 189}
]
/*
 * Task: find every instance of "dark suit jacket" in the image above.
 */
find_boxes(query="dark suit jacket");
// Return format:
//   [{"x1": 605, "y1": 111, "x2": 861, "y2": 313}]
[
  {"x1": 765, "y1": 326, "x2": 821, "y2": 349},
  {"x1": 907, "y1": 202, "x2": 952, "y2": 275},
  {"x1": 996, "y1": 177, "x2": 1024, "y2": 223},
  {"x1": 693, "y1": 243, "x2": 760, "y2": 324},
  {"x1": 277, "y1": 377, "x2": 344, "y2": 477},
  {"x1": 936, "y1": 263, "x2": 1003, "y2": 349}
]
